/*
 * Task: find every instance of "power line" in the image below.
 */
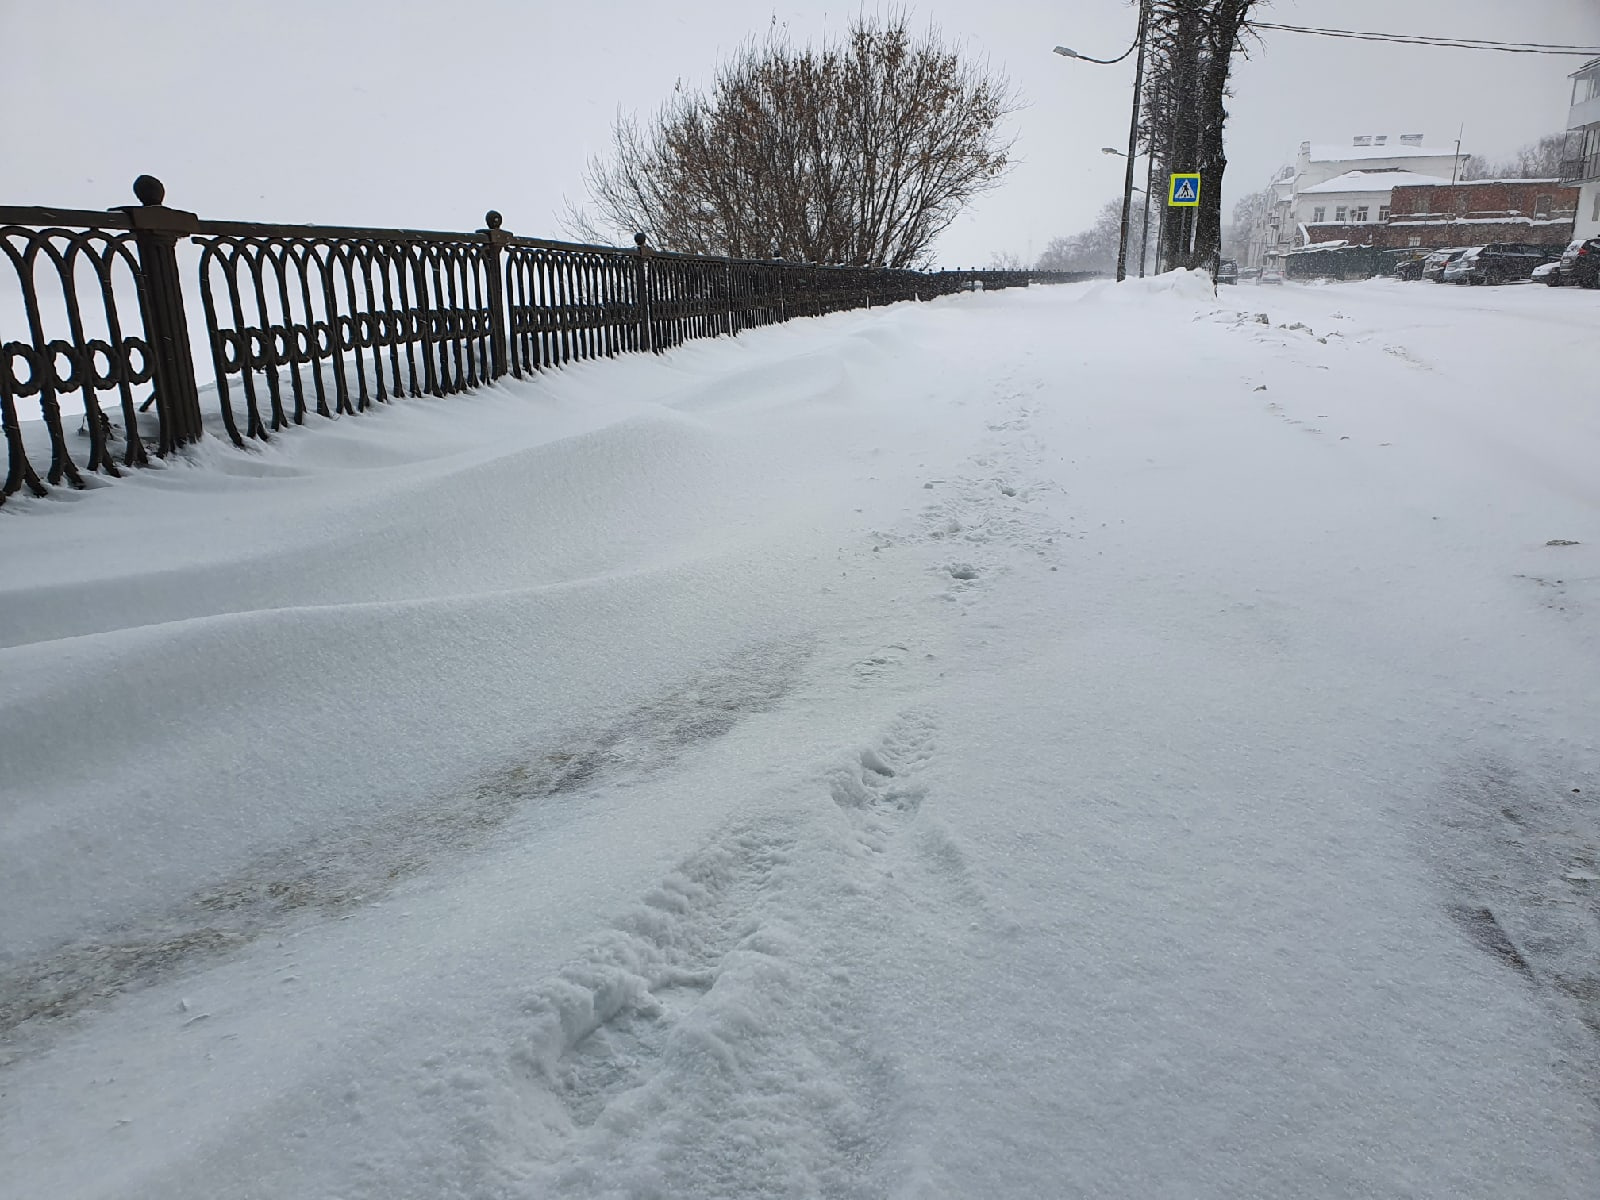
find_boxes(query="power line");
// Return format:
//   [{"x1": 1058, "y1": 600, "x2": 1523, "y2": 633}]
[{"x1": 1246, "y1": 20, "x2": 1600, "y2": 57}]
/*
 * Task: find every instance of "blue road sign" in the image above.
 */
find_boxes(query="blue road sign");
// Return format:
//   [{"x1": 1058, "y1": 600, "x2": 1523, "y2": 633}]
[{"x1": 1168, "y1": 173, "x2": 1201, "y2": 207}]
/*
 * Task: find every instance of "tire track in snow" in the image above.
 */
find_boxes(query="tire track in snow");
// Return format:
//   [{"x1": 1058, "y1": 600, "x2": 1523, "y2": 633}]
[
  {"x1": 1425, "y1": 756, "x2": 1600, "y2": 1095},
  {"x1": 0, "y1": 640, "x2": 812, "y2": 1055}
]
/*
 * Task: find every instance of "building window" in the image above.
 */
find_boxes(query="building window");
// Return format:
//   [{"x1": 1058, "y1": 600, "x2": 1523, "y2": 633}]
[
  {"x1": 1353, "y1": 206, "x2": 1369, "y2": 222},
  {"x1": 1335, "y1": 206, "x2": 1347, "y2": 222},
  {"x1": 1312, "y1": 206, "x2": 1326, "y2": 222},
  {"x1": 1407, "y1": 236, "x2": 1422, "y2": 247},
  {"x1": 1593, "y1": 192, "x2": 1600, "y2": 222},
  {"x1": 1378, "y1": 205, "x2": 1391, "y2": 221},
  {"x1": 1535, "y1": 194, "x2": 1552, "y2": 217}
]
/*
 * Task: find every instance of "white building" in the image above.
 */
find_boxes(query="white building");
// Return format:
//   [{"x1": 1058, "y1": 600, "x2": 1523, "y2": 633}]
[
  {"x1": 1295, "y1": 169, "x2": 1451, "y2": 235},
  {"x1": 1565, "y1": 58, "x2": 1600, "y2": 239},
  {"x1": 1253, "y1": 135, "x2": 1467, "y2": 267}
]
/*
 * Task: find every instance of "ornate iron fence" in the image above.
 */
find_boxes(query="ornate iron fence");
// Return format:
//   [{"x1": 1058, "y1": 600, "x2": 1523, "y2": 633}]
[{"x1": 0, "y1": 176, "x2": 1094, "y2": 508}]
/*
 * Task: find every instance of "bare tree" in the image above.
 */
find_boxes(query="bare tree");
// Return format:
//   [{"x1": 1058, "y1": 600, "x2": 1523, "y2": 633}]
[
  {"x1": 1037, "y1": 199, "x2": 1130, "y2": 273},
  {"x1": 1462, "y1": 132, "x2": 1573, "y2": 180},
  {"x1": 572, "y1": 14, "x2": 1018, "y2": 268}
]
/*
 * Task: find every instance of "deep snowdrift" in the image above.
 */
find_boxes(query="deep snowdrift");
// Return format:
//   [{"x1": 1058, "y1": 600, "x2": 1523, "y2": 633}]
[{"x1": 3, "y1": 274, "x2": 1598, "y2": 1198}]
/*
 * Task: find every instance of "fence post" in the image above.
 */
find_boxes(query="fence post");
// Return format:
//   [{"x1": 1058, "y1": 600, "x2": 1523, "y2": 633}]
[
  {"x1": 633, "y1": 232, "x2": 655, "y2": 353},
  {"x1": 117, "y1": 175, "x2": 203, "y2": 453},
  {"x1": 480, "y1": 209, "x2": 511, "y2": 380}
]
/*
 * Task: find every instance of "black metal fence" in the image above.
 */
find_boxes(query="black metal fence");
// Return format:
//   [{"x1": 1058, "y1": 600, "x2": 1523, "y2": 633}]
[
  {"x1": 0, "y1": 177, "x2": 1090, "y2": 507},
  {"x1": 1559, "y1": 152, "x2": 1600, "y2": 186}
]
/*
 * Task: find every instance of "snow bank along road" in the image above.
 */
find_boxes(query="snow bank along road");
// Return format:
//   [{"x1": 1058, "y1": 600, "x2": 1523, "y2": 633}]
[{"x1": 3, "y1": 273, "x2": 1599, "y2": 1198}]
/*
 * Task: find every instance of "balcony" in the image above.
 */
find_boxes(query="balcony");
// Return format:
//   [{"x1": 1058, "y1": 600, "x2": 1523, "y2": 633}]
[
  {"x1": 1560, "y1": 151, "x2": 1600, "y2": 184},
  {"x1": 1569, "y1": 90, "x2": 1600, "y2": 133}
]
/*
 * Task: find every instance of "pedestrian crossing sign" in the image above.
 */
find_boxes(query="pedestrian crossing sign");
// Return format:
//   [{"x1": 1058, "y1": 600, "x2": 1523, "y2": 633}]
[{"x1": 1168, "y1": 173, "x2": 1201, "y2": 207}]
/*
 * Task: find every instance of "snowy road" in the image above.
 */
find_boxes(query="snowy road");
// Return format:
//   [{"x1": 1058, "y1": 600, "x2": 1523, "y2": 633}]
[{"x1": 3, "y1": 273, "x2": 1598, "y2": 1197}]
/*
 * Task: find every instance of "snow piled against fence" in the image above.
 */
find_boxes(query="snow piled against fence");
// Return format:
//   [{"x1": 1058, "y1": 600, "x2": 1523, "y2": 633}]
[{"x1": 3, "y1": 275, "x2": 1600, "y2": 1199}]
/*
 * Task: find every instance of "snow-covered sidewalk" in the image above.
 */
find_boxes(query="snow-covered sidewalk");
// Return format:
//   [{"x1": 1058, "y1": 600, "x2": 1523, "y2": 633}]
[{"x1": 3, "y1": 273, "x2": 1598, "y2": 1198}]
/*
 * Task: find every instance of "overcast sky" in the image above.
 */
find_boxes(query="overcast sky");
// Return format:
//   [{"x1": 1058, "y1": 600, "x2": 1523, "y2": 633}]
[{"x1": 3, "y1": 0, "x2": 1597, "y2": 267}]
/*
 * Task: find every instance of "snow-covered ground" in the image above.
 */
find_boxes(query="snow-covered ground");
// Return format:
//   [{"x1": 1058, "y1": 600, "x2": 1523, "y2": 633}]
[{"x1": 3, "y1": 273, "x2": 1598, "y2": 1198}]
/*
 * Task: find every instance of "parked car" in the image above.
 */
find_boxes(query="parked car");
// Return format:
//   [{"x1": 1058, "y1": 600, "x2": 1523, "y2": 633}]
[
  {"x1": 1394, "y1": 257, "x2": 1428, "y2": 281},
  {"x1": 1459, "y1": 242, "x2": 1563, "y2": 285},
  {"x1": 1442, "y1": 248, "x2": 1484, "y2": 284},
  {"x1": 1258, "y1": 268, "x2": 1284, "y2": 286},
  {"x1": 1217, "y1": 259, "x2": 1238, "y2": 284},
  {"x1": 1423, "y1": 248, "x2": 1472, "y2": 283},
  {"x1": 1239, "y1": 266, "x2": 1262, "y2": 282},
  {"x1": 1558, "y1": 236, "x2": 1600, "y2": 288},
  {"x1": 1533, "y1": 261, "x2": 1562, "y2": 285}
]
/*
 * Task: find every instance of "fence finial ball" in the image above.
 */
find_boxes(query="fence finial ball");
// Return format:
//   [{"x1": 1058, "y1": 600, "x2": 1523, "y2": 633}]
[
  {"x1": 132, "y1": 175, "x2": 166, "y2": 206},
  {"x1": 634, "y1": 232, "x2": 648, "y2": 246},
  {"x1": 484, "y1": 210, "x2": 503, "y2": 230}
]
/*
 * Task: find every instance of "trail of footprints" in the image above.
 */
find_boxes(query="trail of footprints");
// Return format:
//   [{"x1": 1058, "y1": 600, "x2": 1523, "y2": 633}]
[
  {"x1": 523, "y1": 710, "x2": 940, "y2": 1155},
  {"x1": 871, "y1": 392, "x2": 1072, "y2": 595},
  {"x1": 828, "y1": 709, "x2": 938, "y2": 865}
]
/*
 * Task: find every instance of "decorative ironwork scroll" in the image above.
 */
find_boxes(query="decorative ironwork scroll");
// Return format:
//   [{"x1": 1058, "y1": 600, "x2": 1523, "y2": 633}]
[{"x1": 0, "y1": 208, "x2": 151, "y2": 499}]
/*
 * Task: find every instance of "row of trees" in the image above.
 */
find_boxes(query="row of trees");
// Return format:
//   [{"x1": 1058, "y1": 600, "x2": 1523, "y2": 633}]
[
  {"x1": 578, "y1": 5, "x2": 1267, "y2": 277},
  {"x1": 1034, "y1": 198, "x2": 1160, "y2": 275},
  {"x1": 1462, "y1": 133, "x2": 1572, "y2": 181},
  {"x1": 1037, "y1": 1, "x2": 1260, "y2": 277}
]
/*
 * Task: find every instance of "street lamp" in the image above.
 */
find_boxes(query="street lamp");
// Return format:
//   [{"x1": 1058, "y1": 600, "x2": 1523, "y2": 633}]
[
  {"x1": 1054, "y1": 1, "x2": 1150, "y2": 282},
  {"x1": 1103, "y1": 148, "x2": 1157, "y2": 277},
  {"x1": 1054, "y1": 45, "x2": 1129, "y2": 66}
]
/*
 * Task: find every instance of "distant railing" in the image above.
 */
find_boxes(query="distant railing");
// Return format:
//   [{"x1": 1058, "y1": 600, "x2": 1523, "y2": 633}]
[
  {"x1": 1559, "y1": 153, "x2": 1600, "y2": 185},
  {"x1": 0, "y1": 177, "x2": 1092, "y2": 507}
]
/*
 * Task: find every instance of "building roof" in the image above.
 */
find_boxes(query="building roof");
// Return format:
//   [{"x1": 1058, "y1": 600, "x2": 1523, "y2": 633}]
[
  {"x1": 1306, "y1": 143, "x2": 1461, "y2": 163},
  {"x1": 1411, "y1": 177, "x2": 1566, "y2": 186},
  {"x1": 1300, "y1": 170, "x2": 1451, "y2": 195}
]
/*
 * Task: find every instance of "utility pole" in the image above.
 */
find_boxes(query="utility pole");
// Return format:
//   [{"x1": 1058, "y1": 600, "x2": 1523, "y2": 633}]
[
  {"x1": 1140, "y1": 150, "x2": 1156, "y2": 276},
  {"x1": 1115, "y1": 0, "x2": 1152, "y2": 282}
]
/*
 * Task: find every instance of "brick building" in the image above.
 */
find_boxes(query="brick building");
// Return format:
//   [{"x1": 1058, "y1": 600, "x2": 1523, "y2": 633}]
[
  {"x1": 1381, "y1": 179, "x2": 1578, "y2": 249},
  {"x1": 1299, "y1": 179, "x2": 1578, "y2": 252}
]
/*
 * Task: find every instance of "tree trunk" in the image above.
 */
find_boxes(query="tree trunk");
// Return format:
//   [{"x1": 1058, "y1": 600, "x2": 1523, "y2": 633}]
[{"x1": 1159, "y1": 4, "x2": 1203, "y2": 270}]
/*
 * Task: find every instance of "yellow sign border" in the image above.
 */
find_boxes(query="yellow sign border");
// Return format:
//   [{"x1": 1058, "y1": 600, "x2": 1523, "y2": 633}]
[{"x1": 1168, "y1": 173, "x2": 1201, "y2": 207}]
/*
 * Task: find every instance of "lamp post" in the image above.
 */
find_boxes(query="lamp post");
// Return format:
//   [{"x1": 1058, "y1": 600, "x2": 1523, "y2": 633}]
[
  {"x1": 1101, "y1": 146, "x2": 1156, "y2": 278},
  {"x1": 1054, "y1": 0, "x2": 1150, "y2": 282}
]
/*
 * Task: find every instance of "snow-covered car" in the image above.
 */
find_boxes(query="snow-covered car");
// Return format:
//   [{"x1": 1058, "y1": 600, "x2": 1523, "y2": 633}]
[
  {"x1": 1460, "y1": 243, "x2": 1562, "y2": 285},
  {"x1": 1394, "y1": 257, "x2": 1428, "y2": 281},
  {"x1": 1422, "y1": 248, "x2": 1470, "y2": 283},
  {"x1": 1217, "y1": 259, "x2": 1239, "y2": 284},
  {"x1": 1558, "y1": 236, "x2": 1600, "y2": 288},
  {"x1": 1258, "y1": 268, "x2": 1284, "y2": 285},
  {"x1": 1442, "y1": 247, "x2": 1483, "y2": 284},
  {"x1": 1533, "y1": 261, "x2": 1561, "y2": 286}
]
